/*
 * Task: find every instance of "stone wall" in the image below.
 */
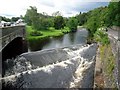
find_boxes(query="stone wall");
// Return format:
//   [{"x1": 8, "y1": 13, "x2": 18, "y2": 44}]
[
  {"x1": 0, "y1": 25, "x2": 26, "y2": 51},
  {"x1": 108, "y1": 26, "x2": 120, "y2": 89}
]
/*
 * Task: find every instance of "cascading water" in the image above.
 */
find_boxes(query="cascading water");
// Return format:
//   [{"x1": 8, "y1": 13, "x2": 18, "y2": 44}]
[{"x1": 1, "y1": 43, "x2": 97, "y2": 88}]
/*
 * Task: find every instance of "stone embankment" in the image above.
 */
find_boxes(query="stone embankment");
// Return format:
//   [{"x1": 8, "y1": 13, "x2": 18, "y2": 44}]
[
  {"x1": 1, "y1": 44, "x2": 97, "y2": 88},
  {"x1": 94, "y1": 26, "x2": 120, "y2": 89},
  {"x1": 107, "y1": 26, "x2": 120, "y2": 89}
]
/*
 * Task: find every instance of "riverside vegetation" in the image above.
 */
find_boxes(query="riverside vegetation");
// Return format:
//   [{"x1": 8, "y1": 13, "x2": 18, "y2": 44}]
[
  {"x1": 0, "y1": 1, "x2": 120, "y2": 88},
  {"x1": 24, "y1": 3, "x2": 119, "y2": 87}
]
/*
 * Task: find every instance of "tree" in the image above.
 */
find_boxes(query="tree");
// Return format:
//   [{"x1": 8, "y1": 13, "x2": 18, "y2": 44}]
[
  {"x1": 24, "y1": 6, "x2": 39, "y2": 29},
  {"x1": 52, "y1": 11, "x2": 62, "y2": 17},
  {"x1": 54, "y1": 16, "x2": 65, "y2": 29},
  {"x1": 0, "y1": 16, "x2": 11, "y2": 22},
  {"x1": 106, "y1": 1, "x2": 120, "y2": 26},
  {"x1": 67, "y1": 17, "x2": 78, "y2": 32},
  {"x1": 76, "y1": 12, "x2": 88, "y2": 26},
  {"x1": 11, "y1": 17, "x2": 20, "y2": 22},
  {"x1": 38, "y1": 18, "x2": 53, "y2": 30}
]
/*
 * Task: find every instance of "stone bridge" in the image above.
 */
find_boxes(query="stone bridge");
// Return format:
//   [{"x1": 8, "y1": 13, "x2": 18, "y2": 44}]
[
  {"x1": 0, "y1": 25, "x2": 28, "y2": 80},
  {"x1": 0, "y1": 25, "x2": 26, "y2": 51}
]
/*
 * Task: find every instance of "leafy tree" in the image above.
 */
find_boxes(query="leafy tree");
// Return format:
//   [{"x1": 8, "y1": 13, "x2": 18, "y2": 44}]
[
  {"x1": 0, "y1": 16, "x2": 11, "y2": 22},
  {"x1": 24, "y1": 6, "x2": 39, "y2": 29},
  {"x1": 25, "y1": 6, "x2": 55, "y2": 30},
  {"x1": 76, "y1": 12, "x2": 88, "y2": 26},
  {"x1": 39, "y1": 18, "x2": 53, "y2": 30},
  {"x1": 85, "y1": 6, "x2": 107, "y2": 36},
  {"x1": 11, "y1": 17, "x2": 20, "y2": 22},
  {"x1": 106, "y1": 1, "x2": 120, "y2": 26},
  {"x1": 54, "y1": 16, "x2": 65, "y2": 29},
  {"x1": 67, "y1": 17, "x2": 78, "y2": 32}
]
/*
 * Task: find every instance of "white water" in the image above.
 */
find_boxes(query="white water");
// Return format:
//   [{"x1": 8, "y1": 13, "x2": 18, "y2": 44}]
[{"x1": 1, "y1": 44, "x2": 97, "y2": 88}]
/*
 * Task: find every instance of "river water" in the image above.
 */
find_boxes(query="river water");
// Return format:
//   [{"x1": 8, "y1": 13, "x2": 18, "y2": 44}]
[
  {"x1": 2, "y1": 28, "x2": 98, "y2": 88},
  {"x1": 28, "y1": 28, "x2": 88, "y2": 51}
]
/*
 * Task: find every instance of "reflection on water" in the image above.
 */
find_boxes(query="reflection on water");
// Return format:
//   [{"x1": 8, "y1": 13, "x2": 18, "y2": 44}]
[{"x1": 29, "y1": 28, "x2": 88, "y2": 51}]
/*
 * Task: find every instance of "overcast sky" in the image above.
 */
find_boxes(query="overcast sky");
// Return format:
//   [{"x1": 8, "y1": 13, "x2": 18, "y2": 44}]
[{"x1": 0, "y1": 0, "x2": 110, "y2": 18}]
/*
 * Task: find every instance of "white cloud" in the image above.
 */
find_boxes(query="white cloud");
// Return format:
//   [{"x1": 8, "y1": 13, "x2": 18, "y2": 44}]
[{"x1": 0, "y1": 0, "x2": 109, "y2": 18}]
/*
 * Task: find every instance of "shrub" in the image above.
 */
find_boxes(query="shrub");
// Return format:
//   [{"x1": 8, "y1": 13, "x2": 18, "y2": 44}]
[
  {"x1": 30, "y1": 31, "x2": 43, "y2": 36},
  {"x1": 94, "y1": 28, "x2": 110, "y2": 45}
]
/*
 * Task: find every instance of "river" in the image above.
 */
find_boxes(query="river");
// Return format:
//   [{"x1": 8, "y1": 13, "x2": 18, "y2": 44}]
[
  {"x1": 28, "y1": 28, "x2": 88, "y2": 51},
  {"x1": 2, "y1": 28, "x2": 98, "y2": 88}
]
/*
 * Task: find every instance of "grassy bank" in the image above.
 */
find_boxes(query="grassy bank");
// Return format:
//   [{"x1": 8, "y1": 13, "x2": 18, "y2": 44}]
[
  {"x1": 26, "y1": 26, "x2": 70, "y2": 51},
  {"x1": 26, "y1": 26, "x2": 70, "y2": 40}
]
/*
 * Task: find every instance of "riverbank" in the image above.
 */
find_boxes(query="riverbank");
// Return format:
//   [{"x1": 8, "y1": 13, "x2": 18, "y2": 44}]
[
  {"x1": 26, "y1": 26, "x2": 70, "y2": 40},
  {"x1": 93, "y1": 27, "x2": 119, "y2": 88},
  {"x1": 26, "y1": 26, "x2": 71, "y2": 51},
  {"x1": 94, "y1": 44, "x2": 117, "y2": 88}
]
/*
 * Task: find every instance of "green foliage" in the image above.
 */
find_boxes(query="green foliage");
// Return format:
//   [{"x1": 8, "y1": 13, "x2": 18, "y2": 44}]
[
  {"x1": 85, "y1": 7, "x2": 107, "y2": 37},
  {"x1": 83, "y1": 2, "x2": 120, "y2": 44},
  {"x1": 0, "y1": 16, "x2": 11, "y2": 22},
  {"x1": 61, "y1": 27, "x2": 71, "y2": 34},
  {"x1": 37, "y1": 18, "x2": 53, "y2": 30},
  {"x1": 24, "y1": 6, "x2": 40, "y2": 30},
  {"x1": 94, "y1": 28, "x2": 110, "y2": 45},
  {"x1": 54, "y1": 16, "x2": 65, "y2": 29},
  {"x1": 11, "y1": 17, "x2": 20, "y2": 22},
  {"x1": 30, "y1": 31, "x2": 43, "y2": 36},
  {"x1": 106, "y1": 2, "x2": 120, "y2": 26},
  {"x1": 24, "y1": 6, "x2": 54, "y2": 30},
  {"x1": 67, "y1": 17, "x2": 78, "y2": 32},
  {"x1": 76, "y1": 12, "x2": 88, "y2": 26},
  {"x1": 99, "y1": 45, "x2": 116, "y2": 88},
  {"x1": 26, "y1": 26, "x2": 69, "y2": 41}
]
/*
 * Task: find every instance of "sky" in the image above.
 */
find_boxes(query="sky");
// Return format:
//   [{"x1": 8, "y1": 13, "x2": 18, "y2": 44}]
[{"x1": 0, "y1": 0, "x2": 110, "y2": 18}]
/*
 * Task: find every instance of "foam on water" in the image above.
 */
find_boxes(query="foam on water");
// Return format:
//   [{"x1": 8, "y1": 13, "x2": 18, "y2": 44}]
[{"x1": 1, "y1": 44, "x2": 97, "y2": 88}]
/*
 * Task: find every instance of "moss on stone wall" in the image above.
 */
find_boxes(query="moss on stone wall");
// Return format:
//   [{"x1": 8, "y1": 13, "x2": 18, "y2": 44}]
[{"x1": 99, "y1": 44, "x2": 117, "y2": 88}]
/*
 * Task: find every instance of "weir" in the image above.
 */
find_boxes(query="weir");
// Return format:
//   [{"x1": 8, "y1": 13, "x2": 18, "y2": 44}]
[{"x1": 1, "y1": 43, "x2": 97, "y2": 88}]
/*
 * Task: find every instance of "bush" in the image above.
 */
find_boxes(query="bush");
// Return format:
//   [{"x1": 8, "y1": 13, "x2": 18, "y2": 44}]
[
  {"x1": 30, "y1": 31, "x2": 43, "y2": 36},
  {"x1": 94, "y1": 28, "x2": 110, "y2": 45}
]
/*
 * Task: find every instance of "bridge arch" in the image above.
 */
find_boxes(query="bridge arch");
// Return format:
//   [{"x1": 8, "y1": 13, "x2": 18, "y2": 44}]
[
  {"x1": 2, "y1": 37, "x2": 28, "y2": 77},
  {"x1": 2, "y1": 37, "x2": 27, "y2": 61},
  {"x1": 0, "y1": 25, "x2": 28, "y2": 77}
]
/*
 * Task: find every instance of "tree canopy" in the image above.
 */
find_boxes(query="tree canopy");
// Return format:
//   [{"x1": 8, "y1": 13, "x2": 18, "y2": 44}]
[{"x1": 67, "y1": 17, "x2": 78, "y2": 32}]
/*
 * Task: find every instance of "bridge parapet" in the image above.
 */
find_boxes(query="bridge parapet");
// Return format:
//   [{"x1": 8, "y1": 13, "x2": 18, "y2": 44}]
[{"x1": 0, "y1": 25, "x2": 26, "y2": 51}]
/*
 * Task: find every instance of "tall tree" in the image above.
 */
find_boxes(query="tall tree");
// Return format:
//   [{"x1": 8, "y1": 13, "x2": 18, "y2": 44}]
[
  {"x1": 54, "y1": 16, "x2": 65, "y2": 29},
  {"x1": 24, "y1": 6, "x2": 39, "y2": 29},
  {"x1": 76, "y1": 12, "x2": 88, "y2": 26},
  {"x1": 67, "y1": 17, "x2": 78, "y2": 32}
]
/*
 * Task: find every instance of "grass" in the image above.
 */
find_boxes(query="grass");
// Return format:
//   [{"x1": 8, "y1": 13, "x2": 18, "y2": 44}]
[
  {"x1": 26, "y1": 26, "x2": 70, "y2": 40},
  {"x1": 99, "y1": 45, "x2": 115, "y2": 75},
  {"x1": 26, "y1": 26, "x2": 71, "y2": 51},
  {"x1": 99, "y1": 44, "x2": 116, "y2": 88}
]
